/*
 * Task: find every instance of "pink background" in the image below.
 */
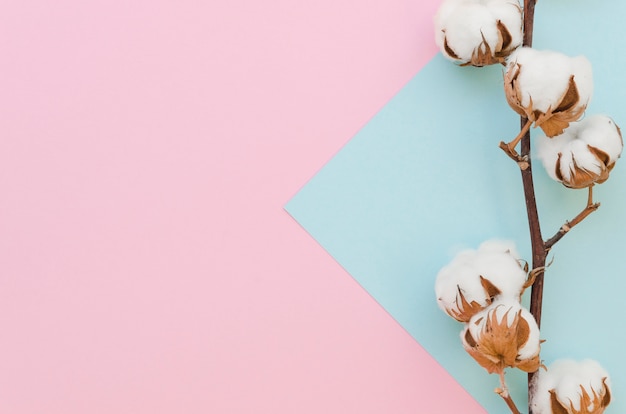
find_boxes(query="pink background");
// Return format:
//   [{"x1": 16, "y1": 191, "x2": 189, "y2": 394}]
[{"x1": 0, "y1": 1, "x2": 484, "y2": 412}]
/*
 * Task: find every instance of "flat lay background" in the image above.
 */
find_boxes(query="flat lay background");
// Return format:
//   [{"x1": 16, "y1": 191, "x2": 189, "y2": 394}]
[
  {"x1": 0, "y1": 0, "x2": 488, "y2": 413},
  {"x1": 5, "y1": 1, "x2": 622, "y2": 412}
]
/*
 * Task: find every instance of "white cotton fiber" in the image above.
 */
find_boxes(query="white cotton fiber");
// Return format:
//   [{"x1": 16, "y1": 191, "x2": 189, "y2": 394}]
[
  {"x1": 531, "y1": 359, "x2": 611, "y2": 414},
  {"x1": 506, "y1": 48, "x2": 593, "y2": 113},
  {"x1": 576, "y1": 115, "x2": 623, "y2": 162}
]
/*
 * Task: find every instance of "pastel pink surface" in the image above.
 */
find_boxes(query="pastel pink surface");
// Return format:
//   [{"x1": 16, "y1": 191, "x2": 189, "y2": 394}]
[{"x1": 0, "y1": 1, "x2": 484, "y2": 413}]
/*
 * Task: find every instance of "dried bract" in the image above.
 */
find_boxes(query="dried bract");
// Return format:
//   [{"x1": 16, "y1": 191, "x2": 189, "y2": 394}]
[
  {"x1": 434, "y1": 0, "x2": 522, "y2": 66},
  {"x1": 530, "y1": 359, "x2": 611, "y2": 414},
  {"x1": 435, "y1": 240, "x2": 527, "y2": 322},
  {"x1": 537, "y1": 115, "x2": 623, "y2": 189},
  {"x1": 504, "y1": 48, "x2": 593, "y2": 137},
  {"x1": 461, "y1": 300, "x2": 541, "y2": 374}
]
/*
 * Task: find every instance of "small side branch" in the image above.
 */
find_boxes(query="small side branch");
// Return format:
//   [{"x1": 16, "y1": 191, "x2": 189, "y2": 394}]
[
  {"x1": 496, "y1": 372, "x2": 522, "y2": 414},
  {"x1": 545, "y1": 186, "x2": 600, "y2": 250},
  {"x1": 499, "y1": 119, "x2": 533, "y2": 169}
]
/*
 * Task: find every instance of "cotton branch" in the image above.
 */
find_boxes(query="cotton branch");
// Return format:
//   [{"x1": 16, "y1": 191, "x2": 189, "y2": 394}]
[
  {"x1": 506, "y1": 2, "x2": 609, "y2": 413},
  {"x1": 433, "y1": 1, "x2": 619, "y2": 413},
  {"x1": 544, "y1": 186, "x2": 600, "y2": 250}
]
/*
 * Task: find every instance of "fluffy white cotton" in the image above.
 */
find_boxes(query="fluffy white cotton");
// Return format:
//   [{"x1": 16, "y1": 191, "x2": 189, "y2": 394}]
[
  {"x1": 576, "y1": 115, "x2": 623, "y2": 162},
  {"x1": 487, "y1": 0, "x2": 523, "y2": 42},
  {"x1": 511, "y1": 304, "x2": 540, "y2": 360},
  {"x1": 531, "y1": 359, "x2": 611, "y2": 414},
  {"x1": 536, "y1": 115, "x2": 623, "y2": 184},
  {"x1": 437, "y1": 5, "x2": 500, "y2": 60},
  {"x1": 473, "y1": 238, "x2": 520, "y2": 256},
  {"x1": 506, "y1": 48, "x2": 593, "y2": 113},
  {"x1": 435, "y1": 240, "x2": 527, "y2": 320},
  {"x1": 434, "y1": 0, "x2": 522, "y2": 65}
]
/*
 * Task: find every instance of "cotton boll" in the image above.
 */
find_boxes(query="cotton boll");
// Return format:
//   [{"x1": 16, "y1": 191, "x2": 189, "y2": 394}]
[
  {"x1": 504, "y1": 48, "x2": 593, "y2": 137},
  {"x1": 507, "y1": 48, "x2": 575, "y2": 112},
  {"x1": 536, "y1": 115, "x2": 623, "y2": 188},
  {"x1": 443, "y1": 6, "x2": 499, "y2": 60},
  {"x1": 435, "y1": 239, "x2": 527, "y2": 322},
  {"x1": 489, "y1": 301, "x2": 541, "y2": 363},
  {"x1": 461, "y1": 299, "x2": 541, "y2": 374},
  {"x1": 531, "y1": 359, "x2": 611, "y2": 414},
  {"x1": 434, "y1": 0, "x2": 522, "y2": 66}
]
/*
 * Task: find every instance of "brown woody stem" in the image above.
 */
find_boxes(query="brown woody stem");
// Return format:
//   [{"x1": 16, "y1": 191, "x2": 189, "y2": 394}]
[
  {"x1": 519, "y1": 2, "x2": 545, "y2": 414},
  {"x1": 521, "y1": 116, "x2": 546, "y2": 414}
]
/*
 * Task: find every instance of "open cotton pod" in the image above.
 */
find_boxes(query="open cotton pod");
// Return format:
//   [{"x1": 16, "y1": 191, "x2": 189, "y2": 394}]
[
  {"x1": 434, "y1": 0, "x2": 522, "y2": 66},
  {"x1": 504, "y1": 48, "x2": 593, "y2": 137},
  {"x1": 530, "y1": 359, "x2": 611, "y2": 414},
  {"x1": 435, "y1": 240, "x2": 527, "y2": 322},
  {"x1": 537, "y1": 115, "x2": 623, "y2": 189},
  {"x1": 461, "y1": 299, "x2": 541, "y2": 374}
]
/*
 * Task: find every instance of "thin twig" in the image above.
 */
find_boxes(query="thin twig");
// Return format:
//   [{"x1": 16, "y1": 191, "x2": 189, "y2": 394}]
[
  {"x1": 545, "y1": 186, "x2": 600, "y2": 250},
  {"x1": 496, "y1": 372, "x2": 522, "y2": 414},
  {"x1": 499, "y1": 118, "x2": 533, "y2": 166}
]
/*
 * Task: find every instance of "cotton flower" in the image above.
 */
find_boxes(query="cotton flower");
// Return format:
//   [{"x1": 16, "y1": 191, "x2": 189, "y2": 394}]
[
  {"x1": 434, "y1": 0, "x2": 522, "y2": 66},
  {"x1": 461, "y1": 299, "x2": 541, "y2": 374},
  {"x1": 504, "y1": 48, "x2": 593, "y2": 137},
  {"x1": 435, "y1": 240, "x2": 527, "y2": 322},
  {"x1": 537, "y1": 115, "x2": 623, "y2": 189},
  {"x1": 530, "y1": 359, "x2": 611, "y2": 414}
]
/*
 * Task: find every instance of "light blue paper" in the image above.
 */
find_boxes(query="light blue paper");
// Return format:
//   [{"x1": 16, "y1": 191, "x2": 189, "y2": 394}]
[{"x1": 286, "y1": 2, "x2": 626, "y2": 412}]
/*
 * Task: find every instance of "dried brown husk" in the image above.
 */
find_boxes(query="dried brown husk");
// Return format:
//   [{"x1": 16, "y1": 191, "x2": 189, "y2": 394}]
[
  {"x1": 549, "y1": 378, "x2": 611, "y2": 414},
  {"x1": 462, "y1": 307, "x2": 540, "y2": 374},
  {"x1": 555, "y1": 145, "x2": 613, "y2": 189},
  {"x1": 446, "y1": 276, "x2": 502, "y2": 322},
  {"x1": 504, "y1": 65, "x2": 587, "y2": 137}
]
